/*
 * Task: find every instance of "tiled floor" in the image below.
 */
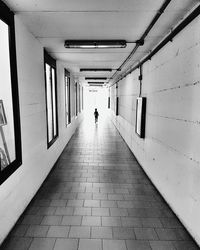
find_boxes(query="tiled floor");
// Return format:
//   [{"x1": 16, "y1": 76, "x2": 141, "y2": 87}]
[{"x1": 1, "y1": 116, "x2": 199, "y2": 250}]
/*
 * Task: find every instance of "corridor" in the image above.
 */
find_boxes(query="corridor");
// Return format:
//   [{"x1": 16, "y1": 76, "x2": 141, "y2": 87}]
[{"x1": 1, "y1": 117, "x2": 198, "y2": 250}]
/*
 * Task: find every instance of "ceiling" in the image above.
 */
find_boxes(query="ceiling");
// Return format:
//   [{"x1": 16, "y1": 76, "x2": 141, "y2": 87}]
[{"x1": 3, "y1": 0, "x2": 199, "y2": 86}]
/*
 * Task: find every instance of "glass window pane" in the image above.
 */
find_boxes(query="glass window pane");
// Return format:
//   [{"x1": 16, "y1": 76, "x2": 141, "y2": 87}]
[
  {"x1": 45, "y1": 63, "x2": 53, "y2": 142},
  {"x1": 75, "y1": 83, "x2": 77, "y2": 116},
  {"x1": 65, "y1": 76, "x2": 68, "y2": 125},
  {"x1": 82, "y1": 87, "x2": 84, "y2": 110},
  {"x1": 44, "y1": 52, "x2": 58, "y2": 147},
  {"x1": 52, "y1": 68, "x2": 57, "y2": 137},
  {"x1": 79, "y1": 84, "x2": 81, "y2": 113},
  {"x1": 68, "y1": 78, "x2": 71, "y2": 124},
  {"x1": 0, "y1": 19, "x2": 16, "y2": 170}
]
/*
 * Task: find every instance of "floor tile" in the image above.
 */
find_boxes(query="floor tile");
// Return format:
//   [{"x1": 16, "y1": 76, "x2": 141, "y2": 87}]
[
  {"x1": 82, "y1": 216, "x2": 101, "y2": 226},
  {"x1": 33, "y1": 199, "x2": 51, "y2": 207},
  {"x1": 156, "y1": 228, "x2": 185, "y2": 240},
  {"x1": 92, "y1": 208, "x2": 109, "y2": 216},
  {"x1": 61, "y1": 193, "x2": 77, "y2": 200},
  {"x1": 141, "y1": 218, "x2": 163, "y2": 228},
  {"x1": 91, "y1": 227, "x2": 113, "y2": 239},
  {"x1": 102, "y1": 217, "x2": 121, "y2": 227},
  {"x1": 69, "y1": 226, "x2": 90, "y2": 238},
  {"x1": 113, "y1": 227, "x2": 135, "y2": 239},
  {"x1": 74, "y1": 207, "x2": 92, "y2": 216},
  {"x1": 121, "y1": 217, "x2": 142, "y2": 227},
  {"x1": 55, "y1": 207, "x2": 74, "y2": 215},
  {"x1": 149, "y1": 240, "x2": 175, "y2": 250},
  {"x1": 84, "y1": 200, "x2": 100, "y2": 207},
  {"x1": 41, "y1": 216, "x2": 62, "y2": 226},
  {"x1": 101, "y1": 201, "x2": 117, "y2": 208},
  {"x1": 160, "y1": 218, "x2": 183, "y2": 228},
  {"x1": 134, "y1": 228, "x2": 158, "y2": 240},
  {"x1": 110, "y1": 208, "x2": 128, "y2": 217},
  {"x1": 29, "y1": 238, "x2": 55, "y2": 250},
  {"x1": 77, "y1": 193, "x2": 93, "y2": 200},
  {"x1": 36, "y1": 207, "x2": 56, "y2": 215},
  {"x1": 78, "y1": 239, "x2": 102, "y2": 250},
  {"x1": 25, "y1": 225, "x2": 49, "y2": 237},
  {"x1": 103, "y1": 239, "x2": 127, "y2": 250},
  {"x1": 21, "y1": 215, "x2": 43, "y2": 225},
  {"x1": 93, "y1": 193, "x2": 108, "y2": 200},
  {"x1": 47, "y1": 226, "x2": 70, "y2": 237},
  {"x1": 53, "y1": 238, "x2": 78, "y2": 250},
  {"x1": 50, "y1": 200, "x2": 67, "y2": 207},
  {"x1": 61, "y1": 215, "x2": 82, "y2": 226},
  {"x1": 67, "y1": 200, "x2": 84, "y2": 207},
  {"x1": 126, "y1": 240, "x2": 151, "y2": 250}
]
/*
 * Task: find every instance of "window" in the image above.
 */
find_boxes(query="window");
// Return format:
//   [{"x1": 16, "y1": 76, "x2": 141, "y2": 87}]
[
  {"x1": 65, "y1": 69, "x2": 71, "y2": 125},
  {"x1": 44, "y1": 51, "x2": 58, "y2": 148},
  {"x1": 116, "y1": 97, "x2": 119, "y2": 116},
  {"x1": 75, "y1": 82, "x2": 78, "y2": 117},
  {"x1": 79, "y1": 84, "x2": 81, "y2": 113},
  {"x1": 0, "y1": 2, "x2": 22, "y2": 184},
  {"x1": 82, "y1": 87, "x2": 84, "y2": 110}
]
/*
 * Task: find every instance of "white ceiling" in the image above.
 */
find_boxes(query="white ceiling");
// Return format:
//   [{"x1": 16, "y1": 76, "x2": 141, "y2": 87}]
[{"x1": 3, "y1": 0, "x2": 199, "y2": 85}]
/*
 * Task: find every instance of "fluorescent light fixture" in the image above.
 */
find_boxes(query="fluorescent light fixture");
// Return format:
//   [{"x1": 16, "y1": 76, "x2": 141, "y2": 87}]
[
  {"x1": 88, "y1": 82, "x2": 104, "y2": 84},
  {"x1": 85, "y1": 77, "x2": 107, "y2": 80},
  {"x1": 80, "y1": 68, "x2": 112, "y2": 72},
  {"x1": 64, "y1": 40, "x2": 126, "y2": 49},
  {"x1": 89, "y1": 84, "x2": 103, "y2": 87}
]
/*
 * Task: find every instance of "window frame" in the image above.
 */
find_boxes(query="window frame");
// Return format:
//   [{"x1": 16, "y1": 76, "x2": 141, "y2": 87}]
[
  {"x1": 82, "y1": 86, "x2": 84, "y2": 110},
  {"x1": 75, "y1": 82, "x2": 78, "y2": 117},
  {"x1": 116, "y1": 97, "x2": 119, "y2": 116},
  {"x1": 78, "y1": 84, "x2": 81, "y2": 113},
  {"x1": 64, "y1": 69, "x2": 71, "y2": 125},
  {"x1": 0, "y1": 1, "x2": 22, "y2": 184},
  {"x1": 44, "y1": 50, "x2": 59, "y2": 148}
]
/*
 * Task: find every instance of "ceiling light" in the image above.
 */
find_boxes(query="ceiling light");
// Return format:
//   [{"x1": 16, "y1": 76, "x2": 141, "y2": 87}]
[
  {"x1": 89, "y1": 84, "x2": 103, "y2": 87},
  {"x1": 80, "y1": 68, "x2": 112, "y2": 72},
  {"x1": 85, "y1": 77, "x2": 107, "y2": 80},
  {"x1": 64, "y1": 40, "x2": 126, "y2": 49},
  {"x1": 88, "y1": 82, "x2": 104, "y2": 84}
]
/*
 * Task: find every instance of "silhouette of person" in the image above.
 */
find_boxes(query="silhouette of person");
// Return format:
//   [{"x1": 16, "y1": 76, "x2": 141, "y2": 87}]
[{"x1": 94, "y1": 108, "x2": 99, "y2": 123}]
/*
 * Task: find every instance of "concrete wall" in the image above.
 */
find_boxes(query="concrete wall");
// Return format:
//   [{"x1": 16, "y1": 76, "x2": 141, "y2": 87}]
[
  {"x1": 110, "y1": 15, "x2": 200, "y2": 245},
  {"x1": 0, "y1": 16, "x2": 82, "y2": 244}
]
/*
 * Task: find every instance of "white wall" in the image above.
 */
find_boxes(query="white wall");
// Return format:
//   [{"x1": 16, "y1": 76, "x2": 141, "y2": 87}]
[
  {"x1": 0, "y1": 16, "x2": 82, "y2": 244},
  {"x1": 110, "y1": 15, "x2": 200, "y2": 245}
]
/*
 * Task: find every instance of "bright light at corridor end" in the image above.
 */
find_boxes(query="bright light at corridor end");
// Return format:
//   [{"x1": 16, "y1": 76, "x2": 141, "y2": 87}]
[
  {"x1": 64, "y1": 40, "x2": 127, "y2": 49},
  {"x1": 83, "y1": 85, "x2": 109, "y2": 122}
]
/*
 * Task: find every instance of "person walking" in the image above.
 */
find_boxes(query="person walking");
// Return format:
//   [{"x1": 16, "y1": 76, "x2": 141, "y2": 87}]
[{"x1": 94, "y1": 108, "x2": 99, "y2": 123}]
